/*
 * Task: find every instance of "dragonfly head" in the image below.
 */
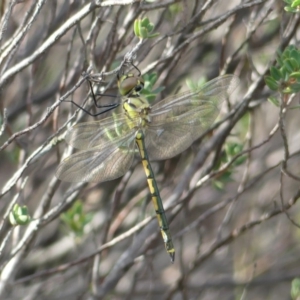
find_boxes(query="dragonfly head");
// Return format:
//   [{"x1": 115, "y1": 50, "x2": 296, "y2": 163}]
[{"x1": 118, "y1": 73, "x2": 144, "y2": 96}]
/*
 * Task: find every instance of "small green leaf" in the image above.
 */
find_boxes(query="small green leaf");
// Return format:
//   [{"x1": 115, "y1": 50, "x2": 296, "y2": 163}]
[
  {"x1": 290, "y1": 58, "x2": 299, "y2": 70},
  {"x1": 265, "y1": 76, "x2": 280, "y2": 91},
  {"x1": 144, "y1": 94, "x2": 156, "y2": 102},
  {"x1": 235, "y1": 155, "x2": 247, "y2": 166},
  {"x1": 169, "y1": 3, "x2": 182, "y2": 14},
  {"x1": 152, "y1": 86, "x2": 165, "y2": 94},
  {"x1": 212, "y1": 180, "x2": 225, "y2": 191},
  {"x1": 224, "y1": 142, "x2": 246, "y2": 166},
  {"x1": 276, "y1": 51, "x2": 283, "y2": 65},
  {"x1": 291, "y1": 278, "x2": 300, "y2": 300},
  {"x1": 147, "y1": 23, "x2": 154, "y2": 33},
  {"x1": 291, "y1": 0, "x2": 300, "y2": 8},
  {"x1": 290, "y1": 49, "x2": 300, "y2": 61},
  {"x1": 284, "y1": 59, "x2": 294, "y2": 73},
  {"x1": 134, "y1": 19, "x2": 141, "y2": 37},
  {"x1": 284, "y1": 7, "x2": 295, "y2": 12},
  {"x1": 219, "y1": 171, "x2": 234, "y2": 183},
  {"x1": 282, "y1": 50, "x2": 289, "y2": 60},
  {"x1": 141, "y1": 71, "x2": 163, "y2": 100},
  {"x1": 225, "y1": 142, "x2": 243, "y2": 157},
  {"x1": 186, "y1": 79, "x2": 196, "y2": 91},
  {"x1": 147, "y1": 32, "x2": 160, "y2": 39},
  {"x1": 289, "y1": 71, "x2": 300, "y2": 79},
  {"x1": 289, "y1": 82, "x2": 300, "y2": 92},
  {"x1": 270, "y1": 66, "x2": 282, "y2": 81},
  {"x1": 283, "y1": 86, "x2": 293, "y2": 93},
  {"x1": 280, "y1": 66, "x2": 290, "y2": 81},
  {"x1": 186, "y1": 77, "x2": 207, "y2": 92},
  {"x1": 61, "y1": 200, "x2": 93, "y2": 237},
  {"x1": 9, "y1": 204, "x2": 31, "y2": 226},
  {"x1": 268, "y1": 96, "x2": 280, "y2": 107},
  {"x1": 140, "y1": 27, "x2": 148, "y2": 39},
  {"x1": 147, "y1": 73, "x2": 157, "y2": 85},
  {"x1": 141, "y1": 17, "x2": 150, "y2": 27}
]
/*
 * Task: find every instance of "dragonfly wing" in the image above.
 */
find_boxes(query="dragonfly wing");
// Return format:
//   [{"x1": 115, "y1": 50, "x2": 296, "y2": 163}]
[
  {"x1": 151, "y1": 74, "x2": 238, "y2": 113},
  {"x1": 146, "y1": 109, "x2": 214, "y2": 160},
  {"x1": 65, "y1": 113, "x2": 133, "y2": 150},
  {"x1": 146, "y1": 75, "x2": 239, "y2": 160},
  {"x1": 56, "y1": 132, "x2": 136, "y2": 182},
  {"x1": 145, "y1": 122, "x2": 193, "y2": 160}
]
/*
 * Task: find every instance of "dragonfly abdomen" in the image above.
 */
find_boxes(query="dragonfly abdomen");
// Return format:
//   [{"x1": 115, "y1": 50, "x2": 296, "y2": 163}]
[{"x1": 135, "y1": 129, "x2": 175, "y2": 262}]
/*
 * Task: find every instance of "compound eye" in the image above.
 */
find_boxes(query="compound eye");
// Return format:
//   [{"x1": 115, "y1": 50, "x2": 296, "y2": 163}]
[
  {"x1": 119, "y1": 77, "x2": 136, "y2": 96},
  {"x1": 118, "y1": 76, "x2": 144, "y2": 96},
  {"x1": 134, "y1": 82, "x2": 144, "y2": 92}
]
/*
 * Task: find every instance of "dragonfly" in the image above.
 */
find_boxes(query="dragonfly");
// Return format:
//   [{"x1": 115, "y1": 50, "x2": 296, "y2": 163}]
[{"x1": 56, "y1": 66, "x2": 238, "y2": 262}]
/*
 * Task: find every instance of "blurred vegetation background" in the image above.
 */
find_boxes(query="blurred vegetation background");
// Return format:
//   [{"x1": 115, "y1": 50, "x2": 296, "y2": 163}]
[{"x1": 1, "y1": 0, "x2": 300, "y2": 299}]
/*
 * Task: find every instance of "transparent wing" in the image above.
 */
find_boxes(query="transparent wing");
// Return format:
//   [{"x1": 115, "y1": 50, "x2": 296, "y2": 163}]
[
  {"x1": 145, "y1": 114, "x2": 207, "y2": 160},
  {"x1": 145, "y1": 75, "x2": 239, "y2": 160},
  {"x1": 56, "y1": 132, "x2": 136, "y2": 182},
  {"x1": 151, "y1": 74, "x2": 238, "y2": 114},
  {"x1": 65, "y1": 113, "x2": 136, "y2": 150}
]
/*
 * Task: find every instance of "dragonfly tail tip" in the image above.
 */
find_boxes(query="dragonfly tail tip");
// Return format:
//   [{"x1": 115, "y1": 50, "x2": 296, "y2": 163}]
[{"x1": 169, "y1": 252, "x2": 175, "y2": 263}]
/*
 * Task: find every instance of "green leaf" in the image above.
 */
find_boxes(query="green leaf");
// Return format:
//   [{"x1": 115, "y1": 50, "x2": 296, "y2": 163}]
[
  {"x1": 144, "y1": 93, "x2": 157, "y2": 102},
  {"x1": 141, "y1": 71, "x2": 164, "y2": 103},
  {"x1": 186, "y1": 77, "x2": 207, "y2": 92},
  {"x1": 148, "y1": 73, "x2": 157, "y2": 84},
  {"x1": 169, "y1": 3, "x2": 182, "y2": 14},
  {"x1": 9, "y1": 204, "x2": 31, "y2": 226},
  {"x1": 265, "y1": 76, "x2": 279, "y2": 91},
  {"x1": 224, "y1": 142, "x2": 246, "y2": 166},
  {"x1": 282, "y1": 50, "x2": 289, "y2": 60},
  {"x1": 270, "y1": 66, "x2": 282, "y2": 81},
  {"x1": 284, "y1": 7, "x2": 295, "y2": 12},
  {"x1": 235, "y1": 155, "x2": 247, "y2": 166},
  {"x1": 283, "y1": 86, "x2": 293, "y2": 93},
  {"x1": 141, "y1": 17, "x2": 150, "y2": 27},
  {"x1": 186, "y1": 78, "x2": 197, "y2": 91},
  {"x1": 61, "y1": 200, "x2": 93, "y2": 237},
  {"x1": 276, "y1": 50, "x2": 283, "y2": 65},
  {"x1": 290, "y1": 58, "x2": 300, "y2": 70},
  {"x1": 284, "y1": 59, "x2": 294, "y2": 73},
  {"x1": 140, "y1": 27, "x2": 148, "y2": 39},
  {"x1": 291, "y1": 278, "x2": 300, "y2": 300},
  {"x1": 225, "y1": 142, "x2": 242, "y2": 156},
  {"x1": 147, "y1": 32, "x2": 160, "y2": 38},
  {"x1": 280, "y1": 66, "x2": 290, "y2": 81},
  {"x1": 291, "y1": 0, "x2": 300, "y2": 8},
  {"x1": 147, "y1": 23, "x2": 154, "y2": 33},
  {"x1": 268, "y1": 96, "x2": 280, "y2": 107},
  {"x1": 152, "y1": 86, "x2": 165, "y2": 94},
  {"x1": 291, "y1": 49, "x2": 300, "y2": 64},
  {"x1": 289, "y1": 82, "x2": 300, "y2": 92},
  {"x1": 212, "y1": 180, "x2": 225, "y2": 191},
  {"x1": 289, "y1": 71, "x2": 300, "y2": 79},
  {"x1": 289, "y1": 104, "x2": 300, "y2": 109},
  {"x1": 134, "y1": 19, "x2": 141, "y2": 37}
]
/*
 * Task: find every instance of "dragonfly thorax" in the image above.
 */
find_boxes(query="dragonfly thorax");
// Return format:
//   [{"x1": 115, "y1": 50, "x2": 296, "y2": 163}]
[{"x1": 123, "y1": 96, "x2": 151, "y2": 127}]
